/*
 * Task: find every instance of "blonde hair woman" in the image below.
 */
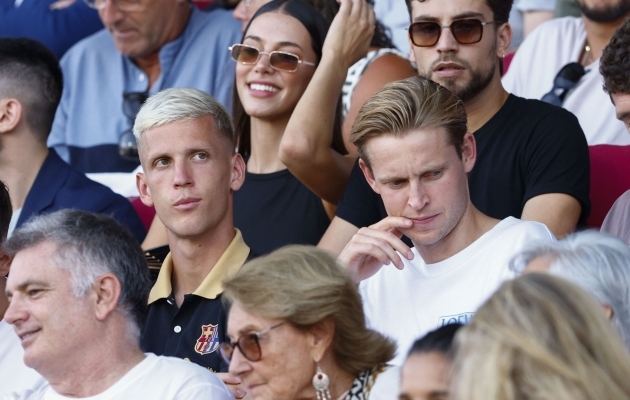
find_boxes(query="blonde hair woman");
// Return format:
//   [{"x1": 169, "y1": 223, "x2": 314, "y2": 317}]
[
  {"x1": 220, "y1": 245, "x2": 398, "y2": 400},
  {"x1": 452, "y1": 273, "x2": 630, "y2": 400}
]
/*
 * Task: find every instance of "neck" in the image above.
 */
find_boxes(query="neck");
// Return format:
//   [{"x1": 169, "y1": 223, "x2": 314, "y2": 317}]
[
  {"x1": 463, "y1": 76, "x2": 509, "y2": 133},
  {"x1": 582, "y1": 13, "x2": 630, "y2": 61},
  {"x1": 131, "y1": 6, "x2": 192, "y2": 88},
  {"x1": 44, "y1": 321, "x2": 145, "y2": 397},
  {"x1": 414, "y1": 201, "x2": 499, "y2": 264},
  {"x1": 0, "y1": 135, "x2": 49, "y2": 210},
  {"x1": 247, "y1": 117, "x2": 288, "y2": 173},
  {"x1": 167, "y1": 221, "x2": 236, "y2": 306}
]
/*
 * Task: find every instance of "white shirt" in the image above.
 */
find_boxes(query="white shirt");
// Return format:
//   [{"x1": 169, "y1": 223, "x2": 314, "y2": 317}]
[
  {"x1": 359, "y1": 217, "x2": 555, "y2": 365},
  {"x1": 2, "y1": 353, "x2": 232, "y2": 400},
  {"x1": 502, "y1": 17, "x2": 630, "y2": 146},
  {"x1": 0, "y1": 319, "x2": 46, "y2": 397}
]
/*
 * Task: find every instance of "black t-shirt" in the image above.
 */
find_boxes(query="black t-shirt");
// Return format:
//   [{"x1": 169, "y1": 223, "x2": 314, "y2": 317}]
[
  {"x1": 234, "y1": 169, "x2": 331, "y2": 255},
  {"x1": 336, "y1": 94, "x2": 591, "y2": 227}
]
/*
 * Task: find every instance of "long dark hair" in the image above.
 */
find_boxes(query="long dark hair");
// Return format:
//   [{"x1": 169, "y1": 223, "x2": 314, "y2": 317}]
[{"x1": 232, "y1": 0, "x2": 346, "y2": 157}]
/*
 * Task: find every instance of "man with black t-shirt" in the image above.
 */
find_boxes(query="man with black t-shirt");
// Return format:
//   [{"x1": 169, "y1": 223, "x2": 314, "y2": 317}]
[{"x1": 319, "y1": 0, "x2": 590, "y2": 254}]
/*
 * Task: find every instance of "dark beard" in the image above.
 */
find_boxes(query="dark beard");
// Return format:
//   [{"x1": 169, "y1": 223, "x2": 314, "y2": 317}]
[
  {"x1": 578, "y1": 0, "x2": 630, "y2": 22},
  {"x1": 440, "y1": 65, "x2": 495, "y2": 103}
]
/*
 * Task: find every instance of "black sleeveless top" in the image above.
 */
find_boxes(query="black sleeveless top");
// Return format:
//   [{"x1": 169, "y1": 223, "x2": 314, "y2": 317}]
[{"x1": 234, "y1": 169, "x2": 331, "y2": 255}]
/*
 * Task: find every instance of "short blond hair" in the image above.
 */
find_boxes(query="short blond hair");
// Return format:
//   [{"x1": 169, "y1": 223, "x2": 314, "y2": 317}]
[
  {"x1": 222, "y1": 245, "x2": 396, "y2": 375},
  {"x1": 452, "y1": 273, "x2": 630, "y2": 400},
  {"x1": 350, "y1": 76, "x2": 467, "y2": 169}
]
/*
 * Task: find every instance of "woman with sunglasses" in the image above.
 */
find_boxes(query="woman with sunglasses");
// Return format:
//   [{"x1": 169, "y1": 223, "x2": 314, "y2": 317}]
[
  {"x1": 231, "y1": 0, "x2": 372, "y2": 255},
  {"x1": 220, "y1": 245, "x2": 399, "y2": 400}
]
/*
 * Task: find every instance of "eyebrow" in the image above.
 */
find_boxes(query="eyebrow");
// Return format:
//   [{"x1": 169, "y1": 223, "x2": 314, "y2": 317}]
[
  {"x1": 6, "y1": 279, "x2": 49, "y2": 297},
  {"x1": 376, "y1": 163, "x2": 447, "y2": 183},
  {"x1": 243, "y1": 35, "x2": 304, "y2": 51},
  {"x1": 413, "y1": 11, "x2": 486, "y2": 22}
]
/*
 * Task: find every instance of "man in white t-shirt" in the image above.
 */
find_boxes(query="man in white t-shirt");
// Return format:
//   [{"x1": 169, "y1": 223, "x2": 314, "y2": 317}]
[
  {"x1": 0, "y1": 181, "x2": 46, "y2": 397},
  {"x1": 502, "y1": 0, "x2": 630, "y2": 145},
  {"x1": 1, "y1": 210, "x2": 232, "y2": 399},
  {"x1": 337, "y1": 76, "x2": 555, "y2": 365}
]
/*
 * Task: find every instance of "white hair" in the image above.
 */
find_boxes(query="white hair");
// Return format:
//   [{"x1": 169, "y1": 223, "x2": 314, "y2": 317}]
[
  {"x1": 133, "y1": 87, "x2": 235, "y2": 151},
  {"x1": 510, "y1": 230, "x2": 630, "y2": 349}
]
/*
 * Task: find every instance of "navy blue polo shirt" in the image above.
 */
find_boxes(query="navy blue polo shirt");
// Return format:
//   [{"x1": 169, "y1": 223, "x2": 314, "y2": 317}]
[{"x1": 140, "y1": 230, "x2": 250, "y2": 372}]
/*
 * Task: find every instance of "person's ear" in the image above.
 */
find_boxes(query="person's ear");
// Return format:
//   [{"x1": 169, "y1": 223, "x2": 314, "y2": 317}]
[
  {"x1": 230, "y1": 153, "x2": 246, "y2": 192},
  {"x1": 359, "y1": 158, "x2": 381, "y2": 194},
  {"x1": 136, "y1": 171, "x2": 154, "y2": 207},
  {"x1": 604, "y1": 304, "x2": 614, "y2": 320},
  {"x1": 309, "y1": 318, "x2": 335, "y2": 363},
  {"x1": 92, "y1": 273, "x2": 122, "y2": 321},
  {"x1": 0, "y1": 251, "x2": 10, "y2": 277},
  {"x1": 0, "y1": 99, "x2": 23, "y2": 134},
  {"x1": 461, "y1": 132, "x2": 477, "y2": 173},
  {"x1": 496, "y1": 22, "x2": 512, "y2": 61}
]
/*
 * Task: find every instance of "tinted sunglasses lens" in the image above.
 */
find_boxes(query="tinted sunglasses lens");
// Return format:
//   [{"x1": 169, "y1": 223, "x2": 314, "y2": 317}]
[
  {"x1": 118, "y1": 129, "x2": 138, "y2": 160},
  {"x1": 239, "y1": 334, "x2": 261, "y2": 361},
  {"x1": 410, "y1": 22, "x2": 441, "y2": 47},
  {"x1": 232, "y1": 45, "x2": 259, "y2": 64},
  {"x1": 451, "y1": 19, "x2": 483, "y2": 44},
  {"x1": 122, "y1": 92, "x2": 147, "y2": 119},
  {"x1": 269, "y1": 52, "x2": 299, "y2": 71},
  {"x1": 219, "y1": 342, "x2": 234, "y2": 364}
]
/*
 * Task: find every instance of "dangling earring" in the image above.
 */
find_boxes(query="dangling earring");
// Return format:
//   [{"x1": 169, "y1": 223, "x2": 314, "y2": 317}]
[{"x1": 312, "y1": 364, "x2": 331, "y2": 400}]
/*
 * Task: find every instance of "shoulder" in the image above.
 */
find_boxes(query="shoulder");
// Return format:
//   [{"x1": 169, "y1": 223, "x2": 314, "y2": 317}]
[
  {"x1": 145, "y1": 355, "x2": 231, "y2": 396},
  {"x1": 491, "y1": 217, "x2": 556, "y2": 242},
  {"x1": 502, "y1": 95, "x2": 584, "y2": 137},
  {"x1": 526, "y1": 16, "x2": 584, "y2": 40},
  {"x1": 60, "y1": 28, "x2": 115, "y2": 67},
  {"x1": 186, "y1": 8, "x2": 241, "y2": 37}
]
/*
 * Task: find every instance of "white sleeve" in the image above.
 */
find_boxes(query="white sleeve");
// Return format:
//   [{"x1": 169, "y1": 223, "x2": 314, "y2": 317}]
[{"x1": 174, "y1": 381, "x2": 234, "y2": 400}]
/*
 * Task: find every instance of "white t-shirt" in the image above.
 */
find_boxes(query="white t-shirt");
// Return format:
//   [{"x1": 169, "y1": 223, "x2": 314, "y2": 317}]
[
  {"x1": 0, "y1": 319, "x2": 46, "y2": 397},
  {"x1": 2, "y1": 353, "x2": 232, "y2": 400},
  {"x1": 502, "y1": 17, "x2": 630, "y2": 146},
  {"x1": 359, "y1": 217, "x2": 555, "y2": 366}
]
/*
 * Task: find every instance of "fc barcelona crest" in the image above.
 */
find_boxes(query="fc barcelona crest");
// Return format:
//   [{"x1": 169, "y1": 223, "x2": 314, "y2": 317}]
[{"x1": 195, "y1": 324, "x2": 220, "y2": 355}]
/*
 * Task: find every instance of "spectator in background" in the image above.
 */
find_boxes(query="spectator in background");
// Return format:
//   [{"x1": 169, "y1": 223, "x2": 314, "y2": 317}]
[
  {"x1": 47, "y1": 0, "x2": 240, "y2": 197},
  {"x1": 508, "y1": 0, "x2": 556, "y2": 51},
  {"x1": 0, "y1": 38, "x2": 145, "y2": 242},
  {"x1": 3, "y1": 210, "x2": 232, "y2": 399},
  {"x1": 510, "y1": 230, "x2": 630, "y2": 350},
  {"x1": 452, "y1": 274, "x2": 630, "y2": 400},
  {"x1": 337, "y1": 77, "x2": 555, "y2": 366},
  {"x1": 0, "y1": 0, "x2": 102, "y2": 58},
  {"x1": 503, "y1": 0, "x2": 630, "y2": 145},
  {"x1": 0, "y1": 181, "x2": 46, "y2": 397},
  {"x1": 599, "y1": 17, "x2": 630, "y2": 243},
  {"x1": 319, "y1": 0, "x2": 590, "y2": 255},
  {"x1": 399, "y1": 324, "x2": 462, "y2": 400}
]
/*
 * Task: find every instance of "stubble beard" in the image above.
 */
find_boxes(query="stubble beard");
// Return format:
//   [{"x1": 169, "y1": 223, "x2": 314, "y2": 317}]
[{"x1": 577, "y1": 0, "x2": 630, "y2": 22}]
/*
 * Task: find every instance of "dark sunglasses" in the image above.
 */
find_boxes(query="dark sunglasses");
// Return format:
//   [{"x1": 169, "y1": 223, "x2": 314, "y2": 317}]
[
  {"x1": 228, "y1": 44, "x2": 316, "y2": 72},
  {"x1": 541, "y1": 62, "x2": 586, "y2": 107},
  {"x1": 118, "y1": 91, "x2": 148, "y2": 161},
  {"x1": 219, "y1": 322, "x2": 285, "y2": 364},
  {"x1": 409, "y1": 19, "x2": 496, "y2": 47}
]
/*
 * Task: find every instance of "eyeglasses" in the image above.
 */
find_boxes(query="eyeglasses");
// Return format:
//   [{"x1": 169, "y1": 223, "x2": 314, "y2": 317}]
[
  {"x1": 82, "y1": 0, "x2": 142, "y2": 12},
  {"x1": 219, "y1": 322, "x2": 285, "y2": 364},
  {"x1": 408, "y1": 19, "x2": 497, "y2": 47},
  {"x1": 541, "y1": 62, "x2": 586, "y2": 107},
  {"x1": 228, "y1": 44, "x2": 316, "y2": 72},
  {"x1": 118, "y1": 91, "x2": 148, "y2": 161}
]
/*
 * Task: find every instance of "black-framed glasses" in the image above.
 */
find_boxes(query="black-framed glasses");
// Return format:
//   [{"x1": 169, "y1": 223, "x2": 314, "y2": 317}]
[
  {"x1": 408, "y1": 19, "x2": 496, "y2": 47},
  {"x1": 82, "y1": 0, "x2": 142, "y2": 11},
  {"x1": 219, "y1": 322, "x2": 285, "y2": 364},
  {"x1": 118, "y1": 91, "x2": 148, "y2": 161},
  {"x1": 228, "y1": 44, "x2": 316, "y2": 72},
  {"x1": 541, "y1": 62, "x2": 586, "y2": 107}
]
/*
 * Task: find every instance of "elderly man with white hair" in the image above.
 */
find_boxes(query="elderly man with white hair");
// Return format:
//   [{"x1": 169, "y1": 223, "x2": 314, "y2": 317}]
[{"x1": 510, "y1": 230, "x2": 630, "y2": 349}]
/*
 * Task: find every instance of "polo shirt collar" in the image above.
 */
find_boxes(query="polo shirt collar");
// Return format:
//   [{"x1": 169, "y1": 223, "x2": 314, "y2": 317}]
[{"x1": 148, "y1": 229, "x2": 249, "y2": 304}]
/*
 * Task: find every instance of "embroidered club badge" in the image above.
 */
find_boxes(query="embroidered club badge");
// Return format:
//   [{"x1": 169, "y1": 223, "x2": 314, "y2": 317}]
[{"x1": 195, "y1": 324, "x2": 220, "y2": 355}]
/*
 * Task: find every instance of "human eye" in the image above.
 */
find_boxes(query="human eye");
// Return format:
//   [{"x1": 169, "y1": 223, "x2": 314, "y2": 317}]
[
  {"x1": 424, "y1": 170, "x2": 442, "y2": 180},
  {"x1": 193, "y1": 152, "x2": 208, "y2": 161},
  {"x1": 387, "y1": 179, "x2": 406, "y2": 188},
  {"x1": 27, "y1": 288, "x2": 44, "y2": 298},
  {"x1": 153, "y1": 158, "x2": 170, "y2": 168}
]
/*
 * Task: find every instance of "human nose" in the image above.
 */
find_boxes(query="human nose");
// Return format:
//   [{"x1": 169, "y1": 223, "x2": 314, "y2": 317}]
[
  {"x1": 435, "y1": 24, "x2": 459, "y2": 53},
  {"x1": 99, "y1": 0, "x2": 125, "y2": 26},
  {"x1": 407, "y1": 181, "x2": 429, "y2": 210},
  {"x1": 228, "y1": 345, "x2": 252, "y2": 377},
  {"x1": 4, "y1": 295, "x2": 28, "y2": 326},
  {"x1": 253, "y1": 51, "x2": 274, "y2": 74},
  {"x1": 173, "y1": 160, "x2": 193, "y2": 187}
]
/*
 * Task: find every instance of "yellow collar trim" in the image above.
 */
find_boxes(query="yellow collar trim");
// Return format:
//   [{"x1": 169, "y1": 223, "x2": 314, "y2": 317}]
[{"x1": 148, "y1": 229, "x2": 250, "y2": 304}]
